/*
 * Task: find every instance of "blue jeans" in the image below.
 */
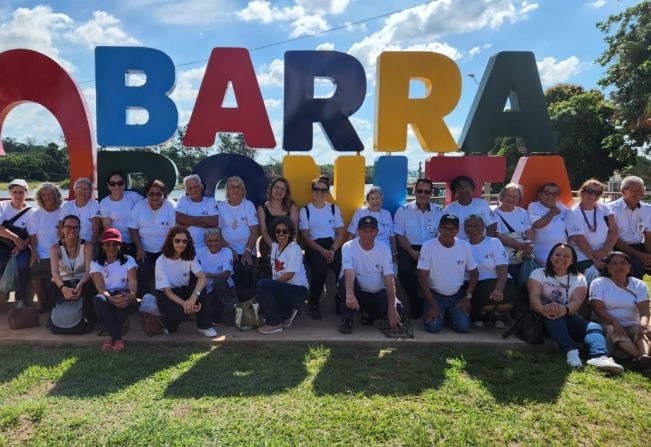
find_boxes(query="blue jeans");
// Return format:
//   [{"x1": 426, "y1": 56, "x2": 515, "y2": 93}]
[
  {"x1": 256, "y1": 279, "x2": 307, "y2": 325},
  {"x1": 0, "y1": 245, "x2": 31, "y2": 303},
  {"x1": 543, "y1": 314, "x2": 608, "y2": 357},
  {"x1": 424, "y1": 289, "x2": 471, "y2": 334}
]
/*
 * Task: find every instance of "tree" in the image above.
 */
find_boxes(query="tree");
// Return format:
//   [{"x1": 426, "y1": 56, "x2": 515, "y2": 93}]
[
  {"x1": 216, "y1": 134, "x2": 257, "y2": 160},
  {"x1": 597, "y1": 1, "x2": 651, "y2": 151}
]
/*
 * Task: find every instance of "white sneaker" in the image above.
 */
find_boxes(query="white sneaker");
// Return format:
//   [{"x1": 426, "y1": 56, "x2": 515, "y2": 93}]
[
  {"x1": 473, "y1": 320, "x2": 485, "y2": 328},
  {"x1": 281, "y1": 308, "x2": 299, "y2": 328},
  {"x1": 494, "y1": 320, "x2": 506, "y2": 329},
  {"x1": 586, "y1": 356, "x2": 624, "y2": 375},
  {"x1": 197, "y1": 327, "x2": 218, "y2": 337},
  {"x1": 566, "y1": 349, "x2": 583, "y2": 368}
]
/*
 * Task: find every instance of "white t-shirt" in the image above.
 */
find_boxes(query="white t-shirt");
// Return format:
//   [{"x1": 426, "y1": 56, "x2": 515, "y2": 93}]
[
  {"x1": 27, "y1": 207, "x2": 59, "y2": 259},
  {"x1": 417, "y1": 237, "x2": 478, "y2": 295},
  {"x1": 128, "y1": 199, "x2": 176, "y2": 253},
  {"x1": 529, "y1": 268, "x2": 586, "y2": 305},
  {"x1": 299, "y1": 202, "x2": 344, "y2": 240},
  {"x1": 99, "y1": 191, "x2": 143, "y2": 244},
  {"x1": 0, "y1": 201, "x2": 34, "y2": 236},
  {"x1": 59, "y1": 199, "x2": 100, "y2": 242},
  {"x1": 155, "y1": 255, "x2": 203, "y2": 290},
  {"x1": 347, "y1": 207, "x2": 394, "y2": 247},
  {"x1": 589, "y1": 276, "x2": 649, "y2": 327},
  {"x1": 607, "y1": 198, "x2": 651, "y2": 245},
  {"x1": 566, "y1": 203, "x2": 613, "y2": 262},
  {"x1": 469, "y1": 237, "x2": 509, "y2": 281},
  {"x1": 90, "y1": 255, "x2": 137, "y2": 292},
  {"x1": 341, "y1": 238, "x2": 394, "y2": 293},
  {"x1": 196, "y1": 245, "x2": 234, "y2": 291},
  {"x1": 443, "y1": 198, "x2": 497, "y2": 240},
  {"x1": 271, "y1": 241, "x2": 309, "y2": 288},
  {"x1": 176, "y1": 196, "x2": 219, "y2": 248},
  {"x1": 393, "y1": 201, "x2": 442, "y2": 245},
  {"x1": 528, "y1": 201, "x2": 569, "y2": 265},
  {"x1": 494, "y1": 207, "x2": 532, "y2": 234},
  {"x1": 217, "y1": 200, "x2": 258, "y2": 255}
]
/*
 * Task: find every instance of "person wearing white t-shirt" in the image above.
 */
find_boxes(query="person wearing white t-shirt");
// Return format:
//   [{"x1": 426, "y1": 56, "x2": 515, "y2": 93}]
[
  {"x1": 528, "y1": 242, "x2": 623, "y2": 373},
  {"x1": 155, "y1": 226, "x2": 215, "y2": 337},
  {"x1": 256, "y1": 216, "x2": 308, "y2": 334},
  {"x1": 608, "y1": 176, "x2": 651, "y2": 279},
  {"x1": 566, "y1": 179, "x2": 618, "y2": 273},
  {"x1": 347, "y1": 187, "x2": 397, "y2": 251},
  {"x1": 589, "y1": 252, "x2": 650, "y2": 368},
  {"x1": 58, "y1": 177, "x2": 101, "y2": 245},
  {"x1": 217, "y1": 176, "x2": 259, "y2": 302},
  {"x1": 528, "y1": 182, "x2": 569, "y2": 266},
  {"x1": 299, "y1": 175, "x2": 346, "y2": 320},
  {"x1": 337, "y1": 216, "x2": 402, "y2": 335},
  {"x1": 128, "y1": 179, "x2": 176, "y2": 296},
  {"x1": 99, "y1": 170, "x2": 143, "y2": 257},
  {"x1": 465, "y1": 215, "x2": 517, "y2": 329},
  {"x1": 417, "y1": 214, "x2": 479, "y2": 334},
  {"x1": 393, "y1": 178, "x2": 443, "y2": 319},
  {"x1": 0, "y1": 179, "x2": 35, "y2": 307},
  {"x1": 175, "y1": 174, "x2": 219, "y2": 249},
  {"x1": 90, "y1": 228, "x2": 139, "y2": 352},
  {"x1": 443, "y1": 175, "x2": 497, "y2": 241}
]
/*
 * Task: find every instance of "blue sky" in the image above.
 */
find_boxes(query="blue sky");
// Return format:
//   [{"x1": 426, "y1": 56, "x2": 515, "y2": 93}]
[{"x1": 0, "y1": 0, "x2": 638, "y2": 169}]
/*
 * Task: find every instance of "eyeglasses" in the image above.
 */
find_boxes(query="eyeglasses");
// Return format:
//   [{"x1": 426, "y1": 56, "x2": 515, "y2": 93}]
[
  {"x1": 542, "y1": 190, "x2": 560, "y2": 197},
  {"x1": 275, "y1": 228, "x2": 289, "y2": 235},
  {"x1": 63, "y1": 225, "x2": 80, "y2": 230},
  {"x1": 108, "y1": 181, "x2": 125, "y2": 187},
  {"x1": 312, "y1": 187, "x2": 328, "y2": 194},
  {"x1": 415, "y1": 189, "x2": 432, "y2": 194},
  {"x1": 147, "y1": 191, "x2": 163, "y2": 197},
  {"x1": 583, "y1": 188, "x2": 603, "y2": 197},
  {"x1": 173, "y1": 238, "x2": 189, "y2": 244}
]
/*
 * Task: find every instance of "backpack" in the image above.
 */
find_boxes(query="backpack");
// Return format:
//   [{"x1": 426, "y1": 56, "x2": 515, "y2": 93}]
[
  {"x1": 235, "y1": 297, "x2": 264, "y2": 330},
  {"x1": 502, "y1": 310, "x2": 544, "y2": 344},
  {"x1": 48, "y1": 299, "x2": 93, "y2": 335},
  {"x1": 303, "y1": 203, "x2": 336, "y2": 221}
]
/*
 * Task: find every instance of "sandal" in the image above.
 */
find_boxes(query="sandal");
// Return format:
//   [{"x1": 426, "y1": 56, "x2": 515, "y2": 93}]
[
  {"x1": 113, "y1": 340, "x2": 125, "y2": 352},
  {"x1": 102, "y1": 339, "x2": 114, "y2": 352}
]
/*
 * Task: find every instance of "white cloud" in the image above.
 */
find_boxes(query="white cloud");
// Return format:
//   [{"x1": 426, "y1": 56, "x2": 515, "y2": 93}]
[
  {"x1": 257, "y1": 58, "x2": 284, "y2": 87},
  {"x1": 466, "y1": 43, "x2": 492, "y2": 60},
  {"x1": 65, "y1": 11, "x2": 140, "y2": 49},
  {"x1": 264, "y1": 98, "x2": 282, "y2": 108},
  {"x1": 297, "y1": 0, "x2": 350, "y2": 15},
  {"x1": 238, "y1": 1, "x2": 302, "y2": 23},
  {"x1": 316, "y1": 42, "x2": 335, "y2": 51},
  {"x1": 126, "y1": 0, "x2": 237, "y2": 25},
  {"x1": 1, "y1": 103, "x2": 65, "y2": 144},
  {"x1": 587, "y1": 0, "x2": 606, "y2": 8},
  {"x1": 536, "y1": 56, "x2": 582, "y2": 85},
  {"x1": 290, "y1": 15, "x2": 328, "y2": 37},
  {"x1": 170, "y1": 66, "x2": 207, "y2": 103}
]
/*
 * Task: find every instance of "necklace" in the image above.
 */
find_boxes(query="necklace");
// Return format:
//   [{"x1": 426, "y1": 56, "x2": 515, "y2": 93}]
[{"x1": 580, "y1": 205, "x2": 597, "y2": 233}]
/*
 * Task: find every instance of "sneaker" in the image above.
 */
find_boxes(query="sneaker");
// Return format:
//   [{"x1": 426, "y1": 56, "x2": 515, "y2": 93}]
[
  {"x1": 473, "y1": 320, "x2": 485, "y2": 328},
  {"x1": 493, "y1": 313, "x2": 506, "y2": 329},
  {"x1": 257, "y1": 324, "x2": 283, "y2": 334},
  {"x1": 637, "y1": 354, "x2": 651, "y2": 370},
  {"x1": 309, "y1": 305, "x2": 322, "y2": 320},
  {"x1": 197, "y1": 327, "x2": 218, "y2": 337},
  {"x1": 566, "y1": 349, "x2": 583, "y2": 368},
  {"x1": 281, "y1": 308, "x2": 299, "y2": 328},
  {"x1": 494, "y1": 320, "x2": 506, "y2": 329},
  {"x1": 339, "y1": 319, "x2": 353, "y2": 334},
  {"x1": 360, "y1": 312, "x2": 373, "y2": 326},
  {"x1": 586, "y1": 356, "x2": 624, "y2": 375}
]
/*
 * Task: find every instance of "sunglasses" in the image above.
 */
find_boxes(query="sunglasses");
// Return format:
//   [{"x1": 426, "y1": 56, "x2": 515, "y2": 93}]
[
  {"x1": 312, "y1": 187, "x2": 328, "y2": 194},
  {"x1": 173, "y1": 238, "x2": 189, "y2": 244},
  {"x1": 275, "y1": 228, "x2": 289, "y2": 235},
  {"x1": 583, "y1": 188, "x2": 603, "y2": 197},
  {"x1": 147, "y1": 191, "x2": 163, "y2": 197},
  {"x1": 415, "y1": 188, "x2": 432, "y2": 194},
  {"x1": 108, "y1": 181, "x2": 125, "y2": 187}
]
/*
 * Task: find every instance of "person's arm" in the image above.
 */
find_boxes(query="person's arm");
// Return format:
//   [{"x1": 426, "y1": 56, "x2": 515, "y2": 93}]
[
  {"x1": 275, "y1": 271, "x2": 295, "y2": 282},
  {"x1": 527, "y1": 277, "x2": 558, "y2": 319},
  {"x1": 592, "y1": 214, "x2": 618, "y2": 260},
  {"x1": 614, "y1": 237, "x2": 651, "y2": 262},
  {"x1": 390, "y1": 236, "x2": 398, "y2": 262},
  {"x1": 129, "y1": 228, "x2": 146, "y2": 262},
  {"x1": 418, "y1": 269, "x2": 438, "y2": 321},
  {"x1": 289, "y1": 204, "x2": 299, "y2": 234},
  {"x1": 396, "y1": 234, "x2": 419, "y2": 261},
  {"x1": 485, "y1": 223, "x2": 497, "y2": 237},
  {"x1": 644, "y1": 231, "x2": 651, "y2": 255},
  {"x1": 101, "y1": 217, "x2": 113, "y2": 231},
  {"x1": 637, "y1": 301, "x2": 650, "y2": 339},
  {"x1": 566, "y1": 284, "x2": 587, "y2": 315},
  {"x1": 241, "y1": 224, "x2": 259, "y2": 265},
  {"x1": 490, "y1": 264, "x2": 508, "y2": 302},
  {"x1": 568, "y1": 234, "x2": 598, "y2": 263},
  {"x1": 495, "y1": 232, "x2": 529, "y2": 251},
  {"x1": 591, "y1": 299, "x2": 626, "y2": 333},
  {"x1": 384, "y1": 274, "x2": 400, "y2": 329},
  {"x1": 257, "y1": 205, "x2": 273, "y2": 248},
  {"x1": 29, "y1": 234, "x2": 39, "y2": 266},
  {"x1": 458, "y1": 268, "x2": 478, "y2": 314},
  {"x1": 72, "y1": 243, "x2": 94, "y2": 297},
  {"x1": 343, "y1": 268, "x2": 359, "y2": 311},
  {"x1": 175, "y1": 212, "x2": 218, "y2": 229},
  {"x1": 50, "y1": 244, "x2": 74, "y2": 301},
  {"x1": 332, "y1": 226, "x2": 346, "y2": 251},
  {"x1": 531, "y1": 206, "x2": 561, "y2": 229},
  {"x1": 90, "y1": 216, "x2": 101, "y2": 245}
]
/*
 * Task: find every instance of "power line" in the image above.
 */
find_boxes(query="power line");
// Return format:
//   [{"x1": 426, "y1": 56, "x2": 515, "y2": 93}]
[{"x1": 77, "y1": 0, "x2": 436, "y2": 84}]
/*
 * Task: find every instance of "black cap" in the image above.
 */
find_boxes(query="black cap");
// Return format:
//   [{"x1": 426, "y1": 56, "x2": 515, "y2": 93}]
[
  {"x1": 358, "y1": 215, "x2": 379, "y2": 230},
  {"x1": 439, "y1": 214, "x2": 460, "y2": 228}
]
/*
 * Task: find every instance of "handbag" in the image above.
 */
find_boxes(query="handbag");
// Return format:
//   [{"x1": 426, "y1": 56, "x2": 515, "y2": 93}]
[
  {"x1": 0, "y1": 207, "x2": 32, "y2": 249},
  {"x1": 518, "y1": 257, "x2": 538, "y2": 287},
  {"x1": 217, "y1": 288, "x2": 239, "y2": 326},
  {"x1": 8, "y1": 307, "x2": 39, "y2": 330},
  {"x1": 235, "y1": 297, "x2": 264, "y2": 330},
  {"x1": 495, "y1": 211, "x2": 525, "y2": 264},
  {"x1": 0, "y1": 255, "x2": 19, "y2": 294},
  {"x1": 502, "y1": 310, "x2": 544, "y2": 344},
  {"x1": 47, "y1": 298, "x2": 93, "y2": 335}
]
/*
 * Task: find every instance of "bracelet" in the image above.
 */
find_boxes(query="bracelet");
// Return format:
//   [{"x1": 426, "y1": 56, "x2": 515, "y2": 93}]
[{"x1": 465, "y1": 292, "x2": 472, "y2": 300}]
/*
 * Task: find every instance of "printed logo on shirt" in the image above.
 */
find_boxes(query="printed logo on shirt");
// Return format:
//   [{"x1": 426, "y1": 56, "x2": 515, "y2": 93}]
[
  {"x1": 182, "y1": 271, "x2": 189, "y2": 278},
  {"x1": 274, "y1": 257, "x2": 285, "y2": 273},
  {"x1": 485, "y1": 252, "x2": 493, "y2": 259},
  {"x1": 161, "y1": 221, "x2": 171, "y2": 226},
  {"x1": 571, "y1": 225, "x2": 580, "y2": 232},
  {"x1": 457, "y1": 260, "x2": 465, "y2": 265},
  {"x1": 375, "y1": 264, "x2": 382, "y2": 270}
]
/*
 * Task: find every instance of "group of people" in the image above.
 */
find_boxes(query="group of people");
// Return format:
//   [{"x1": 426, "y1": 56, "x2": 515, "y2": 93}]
[{"x1": 0, "y1": 172, "x2": 649, "y2": 373}]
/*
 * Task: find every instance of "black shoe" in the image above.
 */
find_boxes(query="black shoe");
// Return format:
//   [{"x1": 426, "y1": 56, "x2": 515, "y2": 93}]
[
  {"x1": 339, "y1": 319, "x2": 353, "y2": 334},
  {"x1": 360, "y1": 312, "x2": 373, "y2": 326},
  {"x1": 309, "y1": 305, "x2": 322, "y2": 320}
]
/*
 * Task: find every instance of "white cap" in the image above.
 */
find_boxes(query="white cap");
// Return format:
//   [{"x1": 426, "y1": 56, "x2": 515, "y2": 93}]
[{"x1": 8, "y1": 179, "x2": 28, "y2": 190}]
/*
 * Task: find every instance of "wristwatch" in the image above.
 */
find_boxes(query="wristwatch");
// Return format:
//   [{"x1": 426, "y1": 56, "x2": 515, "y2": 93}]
[{"x1": 465, "y1": 292, "x2": 472, "y2": 300}]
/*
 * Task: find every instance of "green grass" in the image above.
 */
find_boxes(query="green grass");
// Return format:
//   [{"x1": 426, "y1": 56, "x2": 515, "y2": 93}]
[{"x1": 0, "y1": 344, "x2": 649, "y2": 446}]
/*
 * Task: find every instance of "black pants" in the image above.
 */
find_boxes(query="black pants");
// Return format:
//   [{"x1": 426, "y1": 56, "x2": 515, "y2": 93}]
[
  {"x1": 93, "y1": 293, "x2": 130, "y2": 341},
  {"x1": 397, "y1": 245, "x2": 422, "y2": 318},
  {"x1": 337, "y1": 278, "x2": 403, "y2": 322},
  {"x1": 628, "y1": 243, "x2": 650, "y2": 279},
  {"x1": 233, "y1": 256, "x2": 255, "y2": 302},
  {"x1": 305, "y1": 237, "x2": 341, "y2": 308},
  {"x1": 157, "y1": 284, "x2": 214, "y2": 333},
  {"x1": 137, "y1": 251, "x2": 160, "y2": 297}
]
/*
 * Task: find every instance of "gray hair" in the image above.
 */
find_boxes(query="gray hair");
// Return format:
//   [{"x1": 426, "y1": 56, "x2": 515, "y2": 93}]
[
  {"x1": 183, "y1": 174, "x2": 204, "y2": 189},
  {"x1": 621, "y1": 176, "x2": 645, "y2": 190},
  {"x1": 73, "y1": 177, "x2": 92, "y2": 190},
  {"x1": 365, "y1": 186, "x2": 383, "y2": 202},
  {"x1": 225, "y1": 176, "x2": 246, "y2": 200},
  {"x1": 499, "y1": 182, "x2": 524, "y2": 202},
  {"x1": 464, "y1": 214, "x2": 485, "y2": 228},
  {"x1": 204, "y1": 227, "x2": 222, "y2": 240},
  {"x1": 35, "y1": 182, "x2": 62, "y2": 209}
]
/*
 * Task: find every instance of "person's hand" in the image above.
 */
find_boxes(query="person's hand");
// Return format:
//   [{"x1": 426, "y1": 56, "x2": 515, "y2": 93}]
[
  {"x1": 110, "y1": 293, "x2": 129, "y2": 308},
  {"x1": 61, "y1": 286, "x2": 77, "y2": 301},
  {"x1": 611, "y1": 322, "x2": 628, "y2": 339},
  {"x1": 425, "y1": 301, "x2": 440, "y2": 322},
  {"x1": 409, "y1": 249, "x2": 420, "y2": 262},
  {"x1": 73, "y1": 282, "x2": 83, "y2": 297},
  {"x1": 345, "y1": 293, "x2": 359, "y2": 311},
  {"x1": 136, "y1": 247, "x2": 146, "y2": 263},
  {"x1": 490, "y1": 289, "x2": 504, "y2": 302},
  {"x1": 241, "y1": 251, "x2": 253, "y2": 266},
  {"x1": 549, "y1": 206, "x2": 561, "y2": 217},
  {"x1": 638, "y1": 252, "x2": 651, "y2": 268},
  {"x1": 593, "y1": 248, "x2": 610, "y2": 260},
  {"x1": 637, "y1": 324, "x2": 651, "y2": 339},
  {"x1": 521, "y1": 241, "x2": 534, "y2": 256},
  {"x1": 183, "y1": 296, "x2": 197, "y2": 314},
  {"x1": 387, "y1": 307, "x2": 402, "y2": 330},
  {"x1": 29, "y1": 253, "x2": 40, "y2": 268},
  {"x1": 592, "y1": 258, "x2": 606, "y2": 269},
  {"x1": 320, "y1": 247, "x2": 334, "y2": 263},
  {"x1": 540, "y1": 304, "x2": 559, "y2": 319},
  {"x1": 456, "y1": 296, "x2": 472, "y2": 315},
  {"x1": 14, "y1": 238, "x2": 28, "y2": 251}
]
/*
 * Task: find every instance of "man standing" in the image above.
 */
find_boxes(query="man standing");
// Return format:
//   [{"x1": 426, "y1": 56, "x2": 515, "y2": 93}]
[
  {"x1": 417, "y1": 214, "x2": 478, "y2": 334},
  {"x1": 338, "y1": 216, "x2": 402, "y2": 334},
  {"x1": 393, "y1": 178, "x2": 443, "y2": 319},
  {"x1": 608, "y1": 175, "x2": 651, "y2": 278},
  {"x1": 175, "y1": 174, "x2": 219, "y2": 248}
]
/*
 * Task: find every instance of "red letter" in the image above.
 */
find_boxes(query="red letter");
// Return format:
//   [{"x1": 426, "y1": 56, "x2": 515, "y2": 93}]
[{"x1": 510, "y1": 156, "x2": 572, "y2": 208}]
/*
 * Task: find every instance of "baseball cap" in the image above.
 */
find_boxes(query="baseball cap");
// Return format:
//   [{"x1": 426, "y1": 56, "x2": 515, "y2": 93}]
[
  {"x1": 358, "y1": 215, "x2": 379, "y2": 230},
  {"x1": 100, "y1": 228, "x2": 122, "y2": 243},
  {"x1": 439, "y1": 214, "x2": 460, "y2": 228},
  {"x1": 8, "y1": 179, "x2": 28, "y2": 190}
]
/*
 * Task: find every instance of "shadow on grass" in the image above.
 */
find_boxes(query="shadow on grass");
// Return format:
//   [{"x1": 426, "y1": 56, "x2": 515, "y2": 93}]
[
  {"x1": 164, "y1": 344, "x2": 310, "y2": 398},
  {"x1": 48, "y1": 345, "x2": 205, "y2": 397},
  {"x1": 0, "y1": 346, "x2": 72, "y2": 384}
]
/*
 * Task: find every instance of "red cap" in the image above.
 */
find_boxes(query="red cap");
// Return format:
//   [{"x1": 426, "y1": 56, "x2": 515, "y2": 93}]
[{"x1": 100, "y1": 228, "x2": 122, "y2": 243}]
